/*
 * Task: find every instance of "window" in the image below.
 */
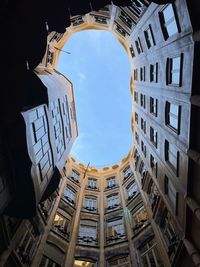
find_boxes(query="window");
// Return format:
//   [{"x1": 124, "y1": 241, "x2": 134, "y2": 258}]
[
  {"x1": 52, "y1": 213, "x2": 70, "y2": 238},
  {"x1": 116, "y1": 24, "x2": 126, "y2": 38},
  {"x1": 150, "y1": 97, "x2": 158, "y2": 117},
  {"x1": 130, "y1": 45, "x2": 135, "y2": 57},
  {"x1": 140, "y1": 94, "x2": 146, "y2": 109},
  {"x1": 134, "y1": 91, "x2": 138, "y2": 103},
  {"x1": 150, "y1": 154, "x2": 157, "y2": 178},
  {"x1": 107, "y1": 194, "x2": 120, "y2": 210},
  {"x1": 133, "y1": 206, "x2": 148, "y2": 235},
  {"x1": 63, "y1": 186, "x2": 75, "y2": 204},
  {"x1": 70, "y1": 169, "x2": 80, "y2": 183},
  {"x1": 141, "y1": 140, "x2": 147, "y2": 157},
  {"x1": 164, "y1": 176, "x2": 178, "y2": 212},
  {"x1": 150, "y1": 63, "x2": 158, "y2": 82},
  {"x1": 166, "y1": 55, "x2": 183, "y2": 86},
  {"x1": 135, "y1": 131, "x2": 139, "y2": 144},
  {"x1": 123, "y1": 166, "x2": 133, "y2": 180},
  {"x1": 135, "y1": 112, "x2": 138, "y2": 124},
  {"x1": 40, "y1": 256, "x2": 61, "y2": 267},
  {"x1": 127, "y1": 182, "x2": 138, "y2": 200},
  {"x1": 119, "y1": 11, "x2": 132, "y2": 29},
  {"x1": 83, "y1": 197, "x2": 97, "y2": 211},
  {"x1": 87, "y1": 178, "x2": 97, "y2": 189},
  {"x1": 165, "y1": 102, "x2": 181, "y2": 134},
  {"x1": 150, "y1": 127, "x2": 157, "y2": 148},
  {"x1": 165, "y1": 140, "x2": 179, "y2": 176},
  {"x1": 140, "y1": 66, "x2": 146, "y2": 81},
  {"x1": 134, "y1": 69, "x2": 138, "y2": 81},
  {"x1": 159, "y1": 4, "x2": 180, "y2": 40},
  {"x1": 106, "y1": 177, "x2": 116, "y2": 189},
  {"x1": 141, "y1": 118, "x2": 146, "y2": 134},
  {"x1": 94, "y1": 16, "x2": 107, "y2": 24},
  {"x1": 144, "y1": 24, "x2": 155, "y2": 48},
  {"x1": 108, "y1": 256, "x2": 129, "y2": 267},
  {"x1": 140, "y1": 240, "x2": 161, "y2": 267},
  {"x1": 79, "y1": 221, "x2": 97, "y2": 243},
  {"x1": 107, "y1": 219, "x2": 125, "y2": 241},
  {"x1": 135, "y1": 37, "x2": 143, "y2": 54}
]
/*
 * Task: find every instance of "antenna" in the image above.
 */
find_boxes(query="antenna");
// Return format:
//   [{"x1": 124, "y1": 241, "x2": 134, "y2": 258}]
[
  {"x1": 83, "y1": 162, "x2": 90, "y2": 179},
  {"x1": 54, "y1": 47, "x2": 71, "y2": 54}
]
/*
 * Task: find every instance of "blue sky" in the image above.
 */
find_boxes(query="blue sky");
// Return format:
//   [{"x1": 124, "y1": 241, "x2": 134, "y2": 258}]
[{"x1": 57, "y1": 30, "x2": 132, "y2": 168}]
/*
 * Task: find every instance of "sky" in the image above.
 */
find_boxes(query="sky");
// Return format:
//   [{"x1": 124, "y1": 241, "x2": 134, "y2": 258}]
[{"x1": 57, "y1": 30, "x2": 132, "y2": 168}]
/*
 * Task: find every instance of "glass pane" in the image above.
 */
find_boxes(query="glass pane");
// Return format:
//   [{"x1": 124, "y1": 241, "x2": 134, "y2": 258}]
[
  {"x1": 170, "y1": 104, "x2": 179, "y2": 116},
  {"x1": 167, "y1": 20, "x2": 178, "y2": 37},
  {"x1": 163, "y1": 5, "x2": 174, "y2": 22}
]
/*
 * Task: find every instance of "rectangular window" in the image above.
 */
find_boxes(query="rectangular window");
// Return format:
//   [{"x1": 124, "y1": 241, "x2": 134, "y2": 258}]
[
  {"x1": 150, "y1": 127, "x2": 157, "y2": 148},
  {"x1": 159, "y1": 4, "x2": 180, "y2": 40},
  {"x1": 165, "y1": 101, "x2": 181, "y2": 134},
  {"x1": 63, "y1": 186, "x2": 75, "y2": 204},
  {"x1": 119, "y1": 11, "x2": 132, "y2": 29},
  {"x1": 141, "y1": 140, "x2": 147, "y2": 157},
  {"x1": 135, "y1": 112, "x2": 138, "y2": 124},
  {"x1": 123, "y1": 166, "x2": 133, "y2": 180},
  {"x1": 107, "y1": 194, "x2": 120, "y2": 209},
  {"x1": 150, "y1": 97, "x2": 158, "y2": 117},
  {"x1": 88, "y1": 178, "x2": 97, "y2": 189},
  {"x1": 107, "y1": 177, "x2": 116, "y2": 189},
  {"x1": 140, "y1": 66, "x2": 146, "y2": 81},
  {"x1": 164, "y1": 176, "x2": 178, "y2": 213},
  {"x1": 134, "y1": 69, "x2": 138, "y2": 81},
  {"x1": 135, "y1": 37, "x2": 143, "y2": 54},
  {"x1": 134, "y1": 91, "x2": 138, "y2": 103},
  {"x1": 40, "y1": 256, "x2": 61, "y2": 267},
  {"x1": 150, "y1": 154, "x2": 157, "y2": 178},
  {"x1": 53, "y1": 213, "x2": 70, "y2": 238},
  {"x1": 135, "y1": 131, "x2": 139, "y2": 145},
  {"x1": 130, "y1": 45, "x2": 135, "y2": 57},
  {"x1": 140, "y1": 241, "x2": 160, "y2": 267},
  {"x1": 140, "y1": 94, "x2": 146, "y2": 109},
  {"x1": 150, "y1": 63, "x2": 158, "y2": 82},
  {"x1": 84, "y1": 197, "x2": 97, "y2": 211},
  {"x1": 166, "y1": 55, "x2": 183, "y2": 86},
  {"x1": 141, "y1": 118, "x2": 146, "y2": 134},
  {"x1": 165, "y1": 140, "x2": 179, "y2": 176},
  {"x1": 79, "y1": 224, "x2": 97, "y2": 242},
  {"x1": 144, "y1": 24, "x2": 155, "y2": 48},
  {"x1": 70, "y1": 169, "x2": 80, "y2": 183},
  {"x1": 127, "y1": 182, "x2": 137, "y2": 199},
  {"x1": 107, "y1": 219, "x2": 125, "y2": 240}
]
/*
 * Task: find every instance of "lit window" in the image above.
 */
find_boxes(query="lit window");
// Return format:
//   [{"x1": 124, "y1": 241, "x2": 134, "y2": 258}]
[
  {"x1": 135, "y1": 37, "x2": 143, "y2": 54},
  {"x1": 150, "y1": 63, "x2": 158, "y2": 82},
  {"x1": 144, "y1": 24, "x2": 155, "y2": 48},
  {"x1": 106, "y1": 177, "x2": 116, "y2": 189},
  {"x1": 150, "y1": 154, "x2": 157, "y2": 178},
  {"x1": 107, "y1": 194, "x2": 120, "y2": 210},
  {"x1": 150, "y1": 97, "x2": 158, "y2": 117},
  {"x1": 165, "y1": 102, "x2": 181, "y2": 134},
  {"x1": 140, "y1": 94, "x2": 146, "y2": 109},
  {"x1": 159, "y1": 4, "x2": 180, "y2": 40},
  {"x1": 150, "y1": 127, "x2": 157, "y2": 148},
  {"x1": 107, "y1": 219, "x2": 125, "y2": 241},
  {"x1": 63, "y1": 186, "x2": 75, "y2": 204},
  {"x1": 40, "y1": 255, "x2": 61, "y2": 267},
  {"x1": 127, "y1": 182, "x2": 138, "y2": 199},
  {"x1": 164, "y1": 176, "x2": 178, "y2": 213},
  {"x1": 70, "y1": 169, "x2": 80, "y2": 183},
  {"x1": 166, "y1": 55, "x2": 183, "y2": 86},
  {"x1": 87, "y1": 178, "x2": 97, "y2": 189},
  {"x1": 141, "y1": 118, "x2": 146, "y2": 134},
  {"x1": 52, "y1": 213, "x2": 70, "y2": 238},
  {"x1": 83, "y1": 197, "x2": 97, "y2": 211},
  {"x1": 165, "y1": 140, "x2": 179, "y2": 176}
]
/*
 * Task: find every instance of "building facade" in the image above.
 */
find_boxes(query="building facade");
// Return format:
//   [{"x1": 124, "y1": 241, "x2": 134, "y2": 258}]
[{"x1": 1, "y1": 0, "x2": 200, "y2": 266}]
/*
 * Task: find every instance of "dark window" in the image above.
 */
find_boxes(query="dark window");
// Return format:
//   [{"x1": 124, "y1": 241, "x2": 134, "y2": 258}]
[
  {"x1": 140, "y1": 94, "x2": 146, "y2": 109},
  {"x1": 135, "y1": 112, "x2": 138, "y2": 124},
  {"x1": 165, "y1": 140, "x2": 179, "y2": 176},
  {"x1": 135, "y1": 131, "x2": 139, "y2": 144},
  {"x1": 144, "y1": 24, "x2": 155, "y2": 48},
  {"x1": 140, "y1": 66, "x2": 146, "y2": 81},
  {"x1": 141, "y1": 140, "x2": 147, "y2": 157},
  {"x1": 130, "y1": 45, "x2": 135, "y2": 57},
  {"x1": 164, "y1": 176, "x2": 178, "y2": 214},
  {"x1": 150, "y1": 97, "x2": 158, "y2": 117},
  {"x1": 134, "y1": 91, "x2": 138, "y2": 103},
  {"x1": 134, "y1": 69, "x2": 138, "y2": 81},
  {"x1": 150, "y1": 127, "x2": 157, "y2": 148},
  {"x1": 166, "y1": 54, "x2": 183, "y2": 86},
  {"x1": 159, "y1": 4, "x2": 180, "y2": 40},
  {"x1": 119, "y1": 11, "x2": 132, "y2": 29},
  {"x1": 150, "y1": 154, "x2": 157, "y2": 178},
  {"x1": 141, "y1": 118, "x2": 146, "y2": 134},
  {"x1": 135, "y1": 37, "x2": 143, "y2": 54},
  {"x1": 165, "y1": 101, "x2": 181, "y2": 134},
  {"x1": 94, "y1": 16, "x2": 107, "y2": 24},
  {"x1": 150, "y1": 63, "x2": 158, "y2": 82}
]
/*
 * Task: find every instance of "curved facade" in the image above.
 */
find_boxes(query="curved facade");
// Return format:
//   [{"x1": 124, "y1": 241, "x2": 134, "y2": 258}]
[{"x1": 1, "y1": 0, "x2": 200, "y2": 267}]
